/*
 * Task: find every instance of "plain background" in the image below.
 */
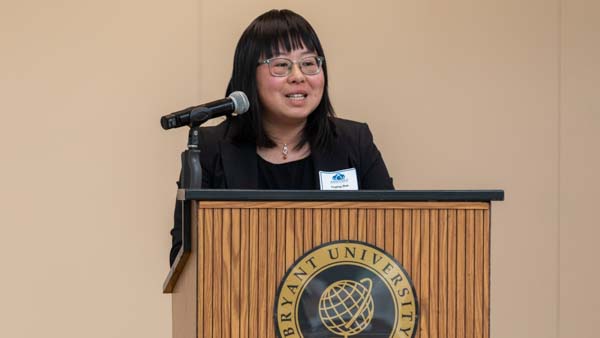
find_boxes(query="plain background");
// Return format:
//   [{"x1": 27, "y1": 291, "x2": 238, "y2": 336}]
[{"x1": 1, "y1": 0, "x2": 598, "y2": 337}]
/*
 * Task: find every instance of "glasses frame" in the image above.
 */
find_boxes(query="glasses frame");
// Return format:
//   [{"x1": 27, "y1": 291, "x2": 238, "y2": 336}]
[{"x1": 258, "y1": 56, "x2": 325, "y2": 77}]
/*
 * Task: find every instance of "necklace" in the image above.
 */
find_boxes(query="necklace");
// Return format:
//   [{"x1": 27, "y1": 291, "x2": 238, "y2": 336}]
[{"x1": 282, "y1": 143, "x2": 289, "y2": 160}]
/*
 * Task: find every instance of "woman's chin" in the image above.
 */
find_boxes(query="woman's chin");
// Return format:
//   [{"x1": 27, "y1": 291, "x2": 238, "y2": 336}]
[{"x1": 266, "y1": 111, "x2": 312, "y2": 126}]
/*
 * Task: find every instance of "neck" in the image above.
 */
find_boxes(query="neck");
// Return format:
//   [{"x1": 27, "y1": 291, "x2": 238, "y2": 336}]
[
  {"x1": 262, "y1": 118, "x2": 306, "y2": 148},
  {"x1": 257, "y1": 118, "x2": 310, "y2": 163}
]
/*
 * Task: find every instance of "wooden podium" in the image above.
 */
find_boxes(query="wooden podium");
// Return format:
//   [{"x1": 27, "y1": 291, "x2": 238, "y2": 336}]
[{"x1": 164, "y1": 190, "x2": 503, "y2": 338}]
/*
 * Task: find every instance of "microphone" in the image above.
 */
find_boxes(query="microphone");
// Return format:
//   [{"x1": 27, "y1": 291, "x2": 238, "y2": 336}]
[{"x1": 160, "y1": 91, "x2": 249, "y2": 130}]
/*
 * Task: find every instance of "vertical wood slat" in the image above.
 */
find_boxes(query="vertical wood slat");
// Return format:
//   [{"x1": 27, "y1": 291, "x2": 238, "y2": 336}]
[
  {"x1": 313, "y1": 209, "x2": 322, "y2": 247},
  {"x1": 197, "y1": 209, "x2": 204, "y2": 338},
  {"x1": 303, "y1": 209, "x2": 313, "y2": 253},
  {"x1": 331, "y1": 209, "x2": 340, "y2": 241},
  {"x1": 393, "y1": 210, "x2": 403, "y2": 266},
  {"x1": 258, "y1": 210, "x2": 268, "y2": 338},
  {"x1": 222, "y1": 209, "x2": 231, "y2": 338},
  {"x1": 340, "y1": 208, "x2": 349, "y2": 240},
  {"x1": 321, "y1": 208, "x2": 331, "y2": 244},
  {"x1": 239, "y1": 209, "x2": 249, "y2": 338},
  {"x1": 213, "y1": 210, "x2": 222, "y2": 338},
  {"x1": 366, "y1": 209, "x2": 376, "y2": 245},
  {"x1": 248, "y1": 209, "x2": 259, "y2": 338},
  {"x1": 465, "y1": 210, "x2": 475, "y2": 338},
  {"x1": 438, "y1": 210, "x2": 448, "y2": 338},
  {"x1": 384, "y1": 210, "x2": 394, "y2": 255},
  {"x1": 231, "y1": 209, "x2": 240, "y2": 338},
  {"x1": 420, "y1": 210, "x2": 430, "y2": 338},
  {"x1": 483, "y1": 209, "x2": 490, "y2": 338},
  {"x1": 204, "y1": 209, "x2": 213, "y2": 338},
  {"x1": 294, "y1": 209, "x2": 303, "y2": 259},
  {"x1": 429, "y1": 210, "x2": 439, "y2": 338},
  {"x1": 267, "y1": 209, "x2": 277, "y2": 338},
  {"x1": 376, "y1": 209, "x2": 385, "y2": 248},
  {"x1": 357, "y1": 209, "x2": 366, "y2": 242},
  {"x1": 403, "y1": 210, "x2": 412, "y2": 275},
  {"x1": 349, "y1": 209, "x2": 358, "y2": 240},
  {"x1": 456, "y1": 210, "x2": 466, "y2": 338},
  {"x1": 276, "y1": 209, "x2": 286, "y2": 290},
  {"x1": 474, "y1": 210, "x2": 484, "y2": 338},
  {"x1": 447, "y1": 210, "x2": 457, "y2": 338},
  {"x1": 411, "y1": 209, "x2": 421, "y2": 300},
  {"x1": 285, "y1": 209, "x2": 294, "y2": 273},
  {"x1": 193, "y1": 203, "x2": 491, "y2": 338}
]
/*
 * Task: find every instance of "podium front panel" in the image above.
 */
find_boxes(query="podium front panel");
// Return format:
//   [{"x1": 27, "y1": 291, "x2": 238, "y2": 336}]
[{"x1": 189, "y1": 201, "x2": 490, "y2": 338}]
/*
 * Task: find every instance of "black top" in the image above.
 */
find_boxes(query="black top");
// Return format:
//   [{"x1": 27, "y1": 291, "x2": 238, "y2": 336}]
[{"x1": 257, "y1": 156, "x2": 316, "y2": 190}]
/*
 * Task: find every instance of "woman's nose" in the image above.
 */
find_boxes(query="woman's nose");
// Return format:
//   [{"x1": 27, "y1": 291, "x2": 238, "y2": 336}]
[{"x1": 287, "y1": 63, "x2": 305, "y2": 83}]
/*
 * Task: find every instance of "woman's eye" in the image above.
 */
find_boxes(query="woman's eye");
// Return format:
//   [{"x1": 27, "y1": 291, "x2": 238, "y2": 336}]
[{"x1": 273, "y1": 61, "x2": 290, "y2": 68}]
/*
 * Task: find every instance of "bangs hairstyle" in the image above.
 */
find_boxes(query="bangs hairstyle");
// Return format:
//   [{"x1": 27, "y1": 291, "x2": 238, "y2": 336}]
[{"x1": 226, "y1": 9, "x2": 336, "y2": 150}]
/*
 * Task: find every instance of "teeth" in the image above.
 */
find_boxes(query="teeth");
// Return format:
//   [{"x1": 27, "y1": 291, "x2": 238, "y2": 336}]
[{"x1": 286, "y1": 94, "x2": 306, "y2": 99}]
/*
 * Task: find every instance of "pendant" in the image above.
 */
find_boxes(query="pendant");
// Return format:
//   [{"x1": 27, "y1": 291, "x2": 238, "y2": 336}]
[{"x1": 282, "y1": 143, "x2": 289, "y2": 160}]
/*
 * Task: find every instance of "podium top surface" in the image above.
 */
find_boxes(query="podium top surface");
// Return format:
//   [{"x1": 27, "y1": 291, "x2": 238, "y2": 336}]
[{"x1": 178, "y1": 189, "x2": 504, "y2": 202}]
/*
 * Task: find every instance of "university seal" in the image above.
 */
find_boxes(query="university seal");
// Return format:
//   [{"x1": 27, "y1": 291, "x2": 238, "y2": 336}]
[{"x1": 274, "y1": 241, "x2": 419, "y2": 338}]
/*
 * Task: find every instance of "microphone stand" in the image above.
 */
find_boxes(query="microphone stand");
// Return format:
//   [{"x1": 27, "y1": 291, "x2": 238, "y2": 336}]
[
  {"x1": 180, "y1": 125, "x2": 202, "y2": 190},
  {"x1": 177, "y1": 123, "x2": 203, "y2": 257}
]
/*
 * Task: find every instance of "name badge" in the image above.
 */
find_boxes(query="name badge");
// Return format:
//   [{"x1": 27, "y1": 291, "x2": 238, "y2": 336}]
[{"x1": 319, "y1": 168, "x2": 359, "y2": 190}]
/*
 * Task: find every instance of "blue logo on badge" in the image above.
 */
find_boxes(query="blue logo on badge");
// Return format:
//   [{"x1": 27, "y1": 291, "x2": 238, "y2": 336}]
[{"x1": 332, "y1": 173, "x2": 345, "y2": 181}]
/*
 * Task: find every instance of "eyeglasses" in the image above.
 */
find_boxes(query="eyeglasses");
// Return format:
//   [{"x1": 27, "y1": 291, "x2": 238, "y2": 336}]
[{"x1": 258, "y1": 56, "x2": 324, "y2": 77}]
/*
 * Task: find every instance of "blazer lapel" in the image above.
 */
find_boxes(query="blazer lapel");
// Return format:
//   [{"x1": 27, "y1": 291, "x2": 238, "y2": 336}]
[{"x1": 220, "y1": 140, "x2": 258, "y2": 189}]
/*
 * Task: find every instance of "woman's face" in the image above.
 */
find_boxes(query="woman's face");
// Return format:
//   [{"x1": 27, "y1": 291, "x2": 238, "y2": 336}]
[{"x1": 256, "y1": 47, "x2": 325, "y2": 126}]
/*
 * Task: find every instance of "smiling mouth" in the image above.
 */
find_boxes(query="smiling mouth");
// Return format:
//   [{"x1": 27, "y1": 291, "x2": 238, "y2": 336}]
[{"x1": 285, "y1": 93, "x2": 307, "y2": 100}]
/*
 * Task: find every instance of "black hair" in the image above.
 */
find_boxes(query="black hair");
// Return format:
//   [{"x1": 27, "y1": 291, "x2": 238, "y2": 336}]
[{"x1": 226, "y1": 9, "x2": 336, "y2": 150}]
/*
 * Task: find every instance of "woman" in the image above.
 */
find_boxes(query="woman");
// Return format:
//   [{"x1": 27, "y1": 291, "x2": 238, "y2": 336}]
[{"x1": 170, "y1": 9, "x2": 393, "y2": 265}]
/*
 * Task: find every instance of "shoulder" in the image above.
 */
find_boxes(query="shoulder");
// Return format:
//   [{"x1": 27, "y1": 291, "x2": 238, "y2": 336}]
[
  {"x1": 197, "y1": 118, "x2": 233, "y2": 142},
  {"x1": 197, "y1": 117, "x2": 246, "y2": 149},
  {"x1": 195, "y1": 118, "x2": 245, "y2": 188},
  {"x1": 196, "y1": 116, "x2": 253, "y2": 157},
  {"x1": 329, "y1": 117, "x2": 373, "y2": 146},
  {"x1": 330, "y1": 118, "x2": 394, "y2": 189},
  {"x1": 331, "y1": 117, "x2": 368, "y2": 134},
  {"x1": 195, "y1": 118, "x2": 239, "y2": 169}
]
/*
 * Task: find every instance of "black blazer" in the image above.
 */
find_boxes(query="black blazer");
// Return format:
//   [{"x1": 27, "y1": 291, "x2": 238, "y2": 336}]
[{"x1": 169, "y1": 117, "x2": 394, "y2": 264}]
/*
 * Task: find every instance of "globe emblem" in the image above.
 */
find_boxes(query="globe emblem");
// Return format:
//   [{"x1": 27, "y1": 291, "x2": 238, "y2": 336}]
[{"x1": 318, "y1": 278, "x2": 374, "y2": 337}]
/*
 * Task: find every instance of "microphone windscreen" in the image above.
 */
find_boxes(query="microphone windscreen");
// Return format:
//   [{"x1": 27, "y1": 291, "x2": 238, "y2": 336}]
[{"x1": 229, "y1": 91, "x2": 249, "y2": 115}]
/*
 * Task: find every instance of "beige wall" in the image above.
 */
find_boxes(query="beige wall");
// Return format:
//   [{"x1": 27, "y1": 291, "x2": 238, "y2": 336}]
[
  {"x1": 560, "y1": 0, "x2": 600, "y2": 336},
  {"x1": 0, "y1": 1, "x2": 597, "y2": 338},
  {"x1": 0, "y1": 0, "x2": 197, "y2": 337}
]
